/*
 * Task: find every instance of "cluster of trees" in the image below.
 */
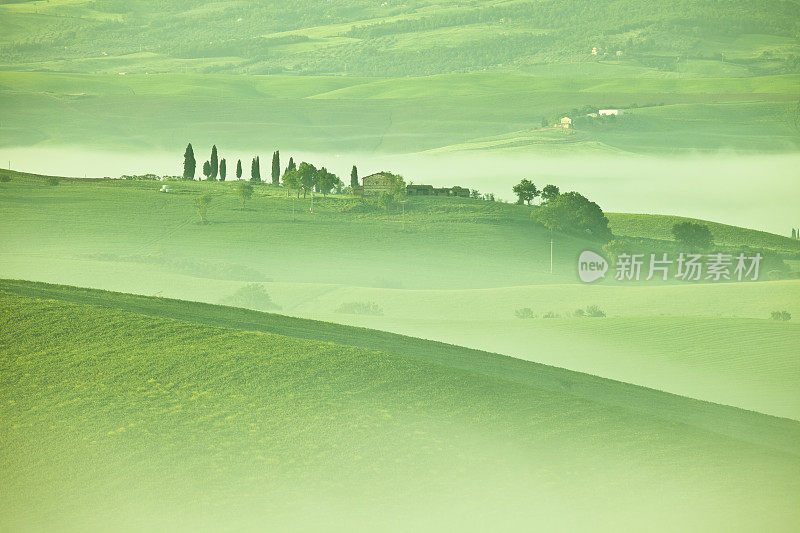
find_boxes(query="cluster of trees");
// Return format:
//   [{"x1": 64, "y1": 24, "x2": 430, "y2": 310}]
[
  {"x1": 184, "y1": 143, "x2": 330, "y2": 189},
  {"x1": 512, "y1": 179, "x2": 610, "y2": 243},
  {"x1": 512, "y1": 179, "x2": 560, "y2": 206},
  {"x1": 535, "y1": 191, "x2": 612, "y2": 243},
  {"x1": 282, "y1": 161, "x2": 343, "y2": 198},
  {"x1": 182, "y1": 143, "x2": 346, "y2": 207}
]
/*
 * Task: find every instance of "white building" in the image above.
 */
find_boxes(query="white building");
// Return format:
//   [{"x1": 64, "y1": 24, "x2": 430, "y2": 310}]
[{"x1": 598, "y1": 109, "x2": 621, "y2": 116}]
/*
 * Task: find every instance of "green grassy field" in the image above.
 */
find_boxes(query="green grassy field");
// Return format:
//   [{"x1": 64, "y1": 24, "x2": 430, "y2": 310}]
[
  {"x1": 2, "y1": 281, "x2": 799, "y2": 531},
  {"x1": 3, "y1": 1, "x2": 799, "y2": 528},
  {"x1": 1, "y1": 0, "x2": 797, "y2": 154},
  {"x1": 1, "y1": 70, "x2": 797, "y2": 153},
  {"x1": 0, "y1": 172, "x2": 798, "y2": 419}
]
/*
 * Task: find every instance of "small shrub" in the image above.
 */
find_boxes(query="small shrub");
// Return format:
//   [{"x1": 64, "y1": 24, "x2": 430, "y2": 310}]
[
  {"x1": 0, "y1": 175, "x2": 11, "y2": 182},
  {"x1": 770, "y1": 310, "x2": 792, "y2": 321},
  {"x1": 48, "y1": 177, "x2": 60, "y2": 186},
  {"x1": 584, "y1": 305, "x2": 606, "y2": 318},
  {"x1": 573, "y1": 305, "x2": 606, "y2": 318},
  {"x1": 542, "y1": 311, "x2": 559, "y2": 319},
  {"x1": 672, "y1": 221, "x2": 713, "y2": 250},
  {"x1": 335, "y1": 301, "x2": 384, "y2": 316},
  {"x1": 515, "y1": 307, "x2": 535, "y2": 319}
]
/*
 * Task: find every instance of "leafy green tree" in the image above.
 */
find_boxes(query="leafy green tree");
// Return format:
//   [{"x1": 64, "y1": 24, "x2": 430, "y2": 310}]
[
  {"x1": 317, "y1": 167, "x2": 341, "y2": 197},
  {"x1": 512, "y1": 179, "x2": 539, "y2": 205},
  {"x1": 183, "y1": 143, "x2": 196, "y2": 180},
  {"x1": 250, "y1": 156, "x2": 261, "y2": 182},
  {"x1": 534, "y1": 191, "x2": 612, "y2": 242},
  {"x1": 541, "y1": 184, "x2": 560, "y2": 204},
  {"x1": 672, "y1": 222, "x2": 713, "y2": 250},
  {"x1": 210, "y1": 145, "x2": 219, "y2": 180},
  {"x1": 350, "y1": 165, "x2": 359, "y2": 188},
  {"x1": 271, "y1": 151, "x2": 280, "y2": 185},
  {"x1": 541, "y1": 117, "x2": 549, "y2": 128},
  {"x1": 195, "y1": 192, "x2": 213, "y2": 223},
  {"x1": 219, "y1": 159, "x2": 226, "y2": 181},
  {"x1": 236, "y1": 180, "x2": 253, "y2": 209},
  {"x1": 282, "y1": 168, "x2": 300, "y2": 197},
  {"x1": 297, "y1": 162, "x2": 317, "y2": 198},
  {"x1": 202, "y1": 160, "x2": 211, "y2": 180},
  {"x1": 236, "y1": 159, "x2": 243, "y2": 180}
]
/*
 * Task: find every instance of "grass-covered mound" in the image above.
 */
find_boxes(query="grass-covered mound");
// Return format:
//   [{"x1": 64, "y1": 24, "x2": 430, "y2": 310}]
[
  {"x1": 608, "y1": 212, "x2": 800, "y2": 254},
  {"x1": 1, "y1": 284, "x2": 799, "y2": 531}
]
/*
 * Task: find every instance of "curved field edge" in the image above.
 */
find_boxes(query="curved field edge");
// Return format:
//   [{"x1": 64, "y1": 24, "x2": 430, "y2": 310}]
[{"x1": 2, "y1": 278, "x2": 798, "y2": 456}]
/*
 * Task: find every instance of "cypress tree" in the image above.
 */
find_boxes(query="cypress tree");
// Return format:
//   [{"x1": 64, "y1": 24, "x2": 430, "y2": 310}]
[
  {"x1": 219, "y1": 159, "x2": 227, "y2": 181},
  {"x1": 202, "y1": 160, "x2": 211, "y2": 180},
  {"x1": 236, "y1": 159, "x2": 243, "y2": 180},
  {"x1": 285, "y1": 157, "x2": 295, "y2": 175},
  {"x1": 272, "y1": 151, "x2": 280, "y2": 185},
  {"x1": 210, "y1": 145, "x2": 219, "y2": 180},
  {"x1": 350, "y1": 165, "x2": 358, "y2": 188},
  {"x1": 251, "y1": 156, "x2": 261, "y2": 182},
  {"x1": 183, "y1": 143, "x2": 196, "y2": 180}
]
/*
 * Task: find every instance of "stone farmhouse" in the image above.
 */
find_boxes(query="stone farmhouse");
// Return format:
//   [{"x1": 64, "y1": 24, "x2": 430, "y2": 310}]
[
  {"x1": 353, "y1": 172, "x2": 395, "y2": 196},
  {"x1": 354, "y1": 173, "x2": 470, "y2": 198}
]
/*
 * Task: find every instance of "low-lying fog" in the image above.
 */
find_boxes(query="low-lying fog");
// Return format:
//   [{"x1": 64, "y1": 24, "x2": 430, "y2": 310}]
[{"x1": 2, "y1": 146, "x2": 798, "y2": 235}]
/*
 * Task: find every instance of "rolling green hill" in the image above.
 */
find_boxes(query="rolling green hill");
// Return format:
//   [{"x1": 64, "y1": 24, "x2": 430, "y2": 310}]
[
  {"x1": 607, "y1": 212, "x2": 800, "y2": 254},
  {"x1": 0, "y1": 173, "x2": 797, "y2": 419},
  {"x1": 2, "y1": 0, "x2": 798, "y2": 77},
  {"x1": 1, "y1": 0, "x2": 798, "y2": 153},
  {"x1": 2, "y1": 281, "x2": 799, "y2": 531}
]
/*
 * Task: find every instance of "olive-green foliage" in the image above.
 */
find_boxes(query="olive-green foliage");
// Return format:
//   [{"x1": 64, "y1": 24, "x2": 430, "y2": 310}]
[
  {"x1": 534, "y1": 191, "x2": 612, "y2": 243},
  {"x1": 235, "y1": 180, "x2": 254, "y2": 208},
  {"x1": 771, "y1": 310, "x2": 792, "y2": 321},
  {"x1": 194, "y1": 191, "x2": 213, "y2": 222},
  {"x1": 672, "y1": 221, "x2": 714, "y2": 250}
]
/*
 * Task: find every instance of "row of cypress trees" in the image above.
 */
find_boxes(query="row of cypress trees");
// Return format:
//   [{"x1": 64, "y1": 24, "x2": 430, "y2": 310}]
[
  {"x1": 183, "y1": 143, "x2": 287, "y2": 184},
  {"x1": 183, "y1": 143, "x2": 362, "y2": 188}
]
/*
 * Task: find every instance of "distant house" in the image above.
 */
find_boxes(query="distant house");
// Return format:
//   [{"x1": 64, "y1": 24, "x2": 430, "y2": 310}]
[
  {"x1": 598, "y1": 109, "x2": 621, "y2": 116},
  {"x1": 406, "y1": 184, "x2": 434, "y2": 196},
  {"x1": 559, "y1": 117, "x2": 573, "y2": 129},
  {"x1": 591, "y1": 47, "x2": 598, "y2": 55},
  {"x1": 354, "y1": 172, "x2": 394, "y2": 196},
  {"x1": 407, "y1": 184, "x2": 470, "y2": 197},
  {"x1": 159, "y1": 184, "x2": 172, "y2": 193}
]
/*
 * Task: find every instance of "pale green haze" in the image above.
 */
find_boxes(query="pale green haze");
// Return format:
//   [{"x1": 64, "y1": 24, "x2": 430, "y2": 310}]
[{"x1": 1, "y1": 0, "x2": 799, "y2": 530}]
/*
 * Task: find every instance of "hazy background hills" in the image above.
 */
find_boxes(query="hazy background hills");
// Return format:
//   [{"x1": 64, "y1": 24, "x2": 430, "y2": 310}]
[
  {"x1": 2, "y1": 0, "x2": 799, "y2": 77},
  {"x1": 0, "y1": 0, "x2": 798, "y2": 155}
]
